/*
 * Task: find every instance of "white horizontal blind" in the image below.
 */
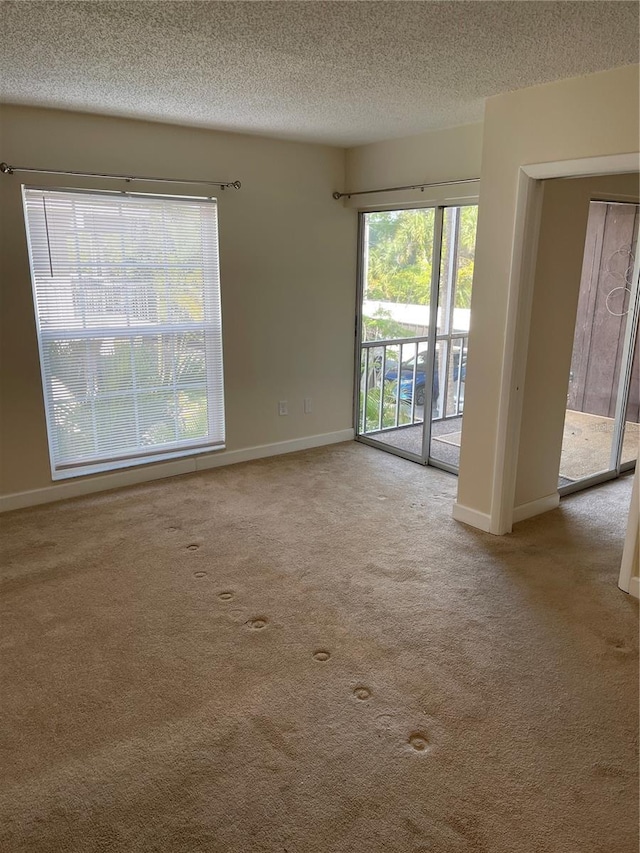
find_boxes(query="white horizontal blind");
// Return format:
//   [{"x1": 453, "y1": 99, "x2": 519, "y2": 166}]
[{"x1": 22, "y1": 187, "x2": 225, "y2": 479}]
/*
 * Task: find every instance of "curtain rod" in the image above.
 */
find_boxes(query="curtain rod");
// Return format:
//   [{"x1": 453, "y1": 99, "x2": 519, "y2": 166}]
[
  {"x1": 332, "y1": 176, "x2": 478, "y2": 200},
  {"x1": 0, "y1": 162, "x2": 241, "y2": 190}
]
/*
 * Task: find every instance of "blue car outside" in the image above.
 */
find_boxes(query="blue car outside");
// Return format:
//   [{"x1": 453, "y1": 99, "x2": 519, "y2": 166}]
[{"x1": 384, "y1": 351, "x2": 465, "y2": 408}]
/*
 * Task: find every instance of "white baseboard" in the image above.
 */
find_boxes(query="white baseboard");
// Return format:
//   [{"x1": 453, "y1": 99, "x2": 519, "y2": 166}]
[
  {"x1": 512, "y1": 492, "x2": 560, "y2": 524},
  {"x1": 0, "y1": 457, "x2": 197, "y2": 513},
  {"x1": 195, "y1": 429, "x2": 354, "y2": 471},
  {"x1": 0, "y1": 429, "x2": 355, "y2": 513},
  {"x1": 453, "y1": 492, "x2": 560, "y2": 534},
  {"x1": 452, "y1": 502, "x2": 494, "y2": 533}
]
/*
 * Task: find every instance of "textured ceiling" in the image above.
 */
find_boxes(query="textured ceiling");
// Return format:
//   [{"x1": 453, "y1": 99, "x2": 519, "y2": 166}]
[{"x1": 1, "y1": 1, "x2": 638, "y2": 146}]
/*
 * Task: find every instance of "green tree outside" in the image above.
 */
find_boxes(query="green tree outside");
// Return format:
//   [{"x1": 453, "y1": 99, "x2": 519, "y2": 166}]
[{"x1": 365, "y1": 205, "x2": 477, "y2": 310}]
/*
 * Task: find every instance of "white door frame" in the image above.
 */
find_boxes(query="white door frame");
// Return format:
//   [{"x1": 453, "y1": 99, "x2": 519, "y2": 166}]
[
  {"x1": 618, "y1": 467, "x2": 639, "y2": 598},
  {"x1": 490, "y1": 152, "x2": 640, "y2": 535}
]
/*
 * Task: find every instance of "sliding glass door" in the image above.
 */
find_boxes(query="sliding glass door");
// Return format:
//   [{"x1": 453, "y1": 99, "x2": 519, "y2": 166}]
[
  {"x1": 355, "y1": 204, "x2": 477, "y2": 472},
  {"x1": 560, "y1": 200, "x2": 639, "y2": 493}
]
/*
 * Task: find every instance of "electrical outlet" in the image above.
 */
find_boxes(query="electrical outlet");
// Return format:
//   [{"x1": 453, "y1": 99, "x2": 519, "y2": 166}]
[
  {"x1": 303, "y1": 397, "x2": 312, "y2": 414},
  {"x1": 278, "y1": 400, "x2": 288, "y2": 416}
]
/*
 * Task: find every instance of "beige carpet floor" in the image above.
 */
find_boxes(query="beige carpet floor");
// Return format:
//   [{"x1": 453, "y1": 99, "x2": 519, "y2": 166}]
[{"x1": 0, "y1": 442, "x2": 638, "y2": 853}]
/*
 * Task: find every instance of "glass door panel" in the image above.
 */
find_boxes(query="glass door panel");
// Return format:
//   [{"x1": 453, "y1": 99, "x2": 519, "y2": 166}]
[
  {"x1": 429, "y1": 205, "x2": 477, "y2": 468},
  {"x1": 357, "y1": 208, "x2": 435, "y2": 460},
  {"x1": 560, "y1": 200, "x2": 639, "y2": 490}
]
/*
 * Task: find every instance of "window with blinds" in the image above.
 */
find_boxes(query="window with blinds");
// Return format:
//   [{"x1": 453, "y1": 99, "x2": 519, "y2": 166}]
[{"x1": 22, "y1": 187, "x2": 225, "y2": 480}]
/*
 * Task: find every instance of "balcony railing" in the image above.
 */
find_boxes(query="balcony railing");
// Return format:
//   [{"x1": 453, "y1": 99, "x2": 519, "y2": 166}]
[{"x1": 359, "y1": 334, "x2": 468, "y2": 435}]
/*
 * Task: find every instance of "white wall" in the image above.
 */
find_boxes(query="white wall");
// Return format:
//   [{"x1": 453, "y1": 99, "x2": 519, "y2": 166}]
[
  {"x1": 454, "y1": 64, "x2": 640, "y2": 532},
  {"x1": 0, "y1": 106, "x2": 357, "y2": 504},
  {"x1": 345, "y1": 123, "x2": 482, "y2": 209}
]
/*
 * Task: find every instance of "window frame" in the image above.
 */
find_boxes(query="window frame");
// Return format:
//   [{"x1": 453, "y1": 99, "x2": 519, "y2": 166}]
[{"x1": 22, "y1": 185, "x2": 226, "y2": 480}]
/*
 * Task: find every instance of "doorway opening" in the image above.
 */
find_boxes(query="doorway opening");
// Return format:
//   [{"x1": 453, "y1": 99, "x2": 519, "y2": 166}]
[
  {"x1": 355, "y1": 204, "x2": 477, "y2": 471},
  {"x1": 560, "y1": 200, "x2": 639, "y2": 494}
]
